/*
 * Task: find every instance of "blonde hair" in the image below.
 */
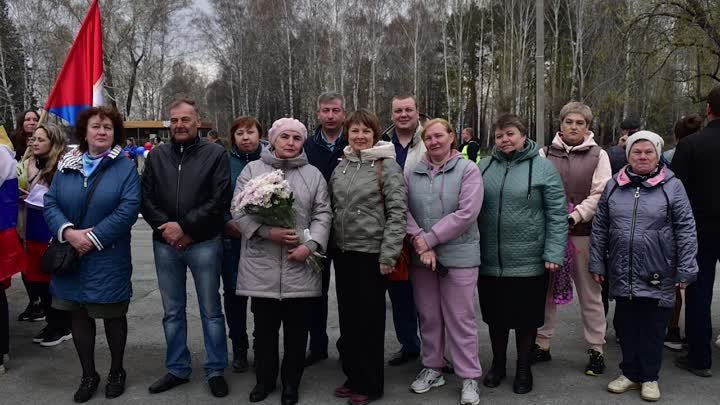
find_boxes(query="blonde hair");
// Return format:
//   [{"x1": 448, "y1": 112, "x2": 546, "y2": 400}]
[
  {"x1": 421, "y1": 118, "x2": 458, "y2": 149},
  {"x1": 559, "y1": 101, "x2": 593, "y2": 126},
  {"x1": 33, "y1": 123, "x2": 67, "y2": 185}
]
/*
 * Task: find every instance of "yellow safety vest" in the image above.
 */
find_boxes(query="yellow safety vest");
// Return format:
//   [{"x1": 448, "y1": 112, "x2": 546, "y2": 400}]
[{"x1": 461, "y1": 142, "x2": 480, "y2": 163}]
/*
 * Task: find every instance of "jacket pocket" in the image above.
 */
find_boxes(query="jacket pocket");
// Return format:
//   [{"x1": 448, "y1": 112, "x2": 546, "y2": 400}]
[
  {"x1": 349, "y1": 206, "x2": 384, "y2": 243},
  {"x1": 638, "y1": 230, "x2": 674, "y2": 286},
  {"x1": 244, "y1": 235, "x2": 266, "y2": 258}
]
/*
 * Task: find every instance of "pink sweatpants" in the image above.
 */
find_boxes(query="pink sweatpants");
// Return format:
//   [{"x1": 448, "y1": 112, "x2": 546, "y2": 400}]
[
  {"x1": 410, "y1": 265, "x2": 482, "y2": 379},
  {"x1": 537, "y1": 235, "x2": 607, "y2": 352}
]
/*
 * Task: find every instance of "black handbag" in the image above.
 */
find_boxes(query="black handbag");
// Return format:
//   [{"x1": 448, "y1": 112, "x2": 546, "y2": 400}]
[{"x1": 40, "y1": 168, "x2": 107, "y2": 275}]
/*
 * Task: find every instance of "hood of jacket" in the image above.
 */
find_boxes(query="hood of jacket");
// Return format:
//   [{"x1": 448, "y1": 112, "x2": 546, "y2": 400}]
[
  {"x1": 616, "y1": 165, "x2": 674, "y2": 188},
  {"x1": 260, "y1": 148, "x2": 309, "y2": 170},
  {"x1": 57, "y1": 145, "x2": 124, "y2": 173},
  {"x1": 415, "y1": 149, "x2": 463, "y2": 173},
  {"x1": 550, "y1": 131, "x2": 599, "y2": 153},
  {"x1": 490, "y1": 139, "x2": 539, "y2": 162},
  {"x1": 342, "y1": 140, "x2": 396, "y2": 162}
]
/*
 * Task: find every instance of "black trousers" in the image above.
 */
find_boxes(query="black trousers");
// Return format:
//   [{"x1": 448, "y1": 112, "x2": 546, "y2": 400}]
[
  {"x1": 335, "y1": 250, "x2": 387, "y2": 398},
  {"x1": 21, "y1": 276, "x2": 48, "y2": 306},
  {"x1": 615, "y1": 297, "x2": 672, "y2": 382},
  {"x1": 1, "y1": 286, "x2": 8, "y2": 355},
  {"x1": 251, "y1": 297, "x2": 316, "y2": 388},
  {"x1": 224, "y1": 292, "x2": 249, "y2": 352},
  {"x1": 686, "y1": 233, "x2": 719, "y2": 370},
  {"x1": 308, "y1": 248, "x2": 332, "y2": 355}
]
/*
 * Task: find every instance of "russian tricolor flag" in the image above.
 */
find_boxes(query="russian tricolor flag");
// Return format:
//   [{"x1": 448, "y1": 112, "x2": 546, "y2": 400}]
[{"x1": 44, "y1": 0, "x2": 104, "y2": 126}]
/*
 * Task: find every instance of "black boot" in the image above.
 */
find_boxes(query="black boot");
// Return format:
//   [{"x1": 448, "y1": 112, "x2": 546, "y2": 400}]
[
  {"x1": 483, "y1": 358, "x2": 507, "y2": 388},
  {"x1": 513, "y1": 359, "x2": 533, "y2": 394},
  {"x1": 73, "y1": 372, "x2": 101, "y2": 403},
  {"x1": 232, "y1": 349, "x2": 249, "y2": 373},
  {"x1": 281, "y1": 385, "x2": 299, "y2": 405}
]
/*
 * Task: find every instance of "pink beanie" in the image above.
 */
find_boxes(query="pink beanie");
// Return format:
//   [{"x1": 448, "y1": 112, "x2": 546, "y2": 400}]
[{"x1": 268, "y1": 118, "x2": 307, "y2": 144}]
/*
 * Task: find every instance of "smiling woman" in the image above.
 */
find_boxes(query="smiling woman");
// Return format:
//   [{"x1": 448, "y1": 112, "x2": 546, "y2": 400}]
[{"x1": 330, "y1": 108, "x2": 407, "y2": 405}]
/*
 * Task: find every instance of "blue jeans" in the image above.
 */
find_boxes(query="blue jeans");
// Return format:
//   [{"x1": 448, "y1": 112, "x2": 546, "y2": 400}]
[
  {"x1": 685, "y1": 234, "x2": 719, "y2": 370},
  {"x1": 154, "y1": 239, "x2": 228, "y2": 379},
  {"x1": 388, "y1": 280, "x2": 421, "y2": 354}
]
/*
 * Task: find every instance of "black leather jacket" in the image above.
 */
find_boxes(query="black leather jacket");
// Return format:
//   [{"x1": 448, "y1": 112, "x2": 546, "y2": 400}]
[{"x1": 141, "y1": 135, "x2": 230, "y2": 243}]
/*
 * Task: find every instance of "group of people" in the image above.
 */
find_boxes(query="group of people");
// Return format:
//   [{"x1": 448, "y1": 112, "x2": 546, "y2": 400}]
[{"x1": 0, "y1": 85, "x2": 718, "y2": 405}]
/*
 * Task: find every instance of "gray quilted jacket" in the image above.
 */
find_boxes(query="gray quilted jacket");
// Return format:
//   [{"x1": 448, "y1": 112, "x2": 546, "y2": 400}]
[
  {"x1": 232, "y1": 149, "x2": 332, "y2": 299},
  {"x1": 589, "y1": 166, "x2": 698, "y2": 308}
]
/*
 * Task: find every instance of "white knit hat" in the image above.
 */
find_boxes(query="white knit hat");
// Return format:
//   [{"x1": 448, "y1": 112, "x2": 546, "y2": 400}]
[
  {"x1": 268, "y1": 118, "x2": 307, "y2": 145},
  {"x1": 626, "y1": 130, "x2": 664, "y2": 159}
]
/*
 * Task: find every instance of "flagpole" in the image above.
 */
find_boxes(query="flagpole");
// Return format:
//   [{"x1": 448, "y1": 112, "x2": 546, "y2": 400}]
[{"x1": 38, "y1": 110, "x2": 48, "y2": 125}]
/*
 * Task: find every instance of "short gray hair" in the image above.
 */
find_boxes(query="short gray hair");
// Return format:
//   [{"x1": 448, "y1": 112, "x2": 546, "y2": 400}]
[{"x1": 317, "y1": 92, "x2": 345, "y2": 110}]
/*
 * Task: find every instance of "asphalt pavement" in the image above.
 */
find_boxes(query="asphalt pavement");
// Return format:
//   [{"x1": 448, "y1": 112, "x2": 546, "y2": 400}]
[{"x1": 1, "y1": 220, "x2": 719, "y2": 404}]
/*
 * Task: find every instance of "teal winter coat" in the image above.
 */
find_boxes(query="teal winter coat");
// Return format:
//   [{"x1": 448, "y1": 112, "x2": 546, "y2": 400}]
[{"x1": 478, "y1": 139, "x2": 567, "y2": 278}]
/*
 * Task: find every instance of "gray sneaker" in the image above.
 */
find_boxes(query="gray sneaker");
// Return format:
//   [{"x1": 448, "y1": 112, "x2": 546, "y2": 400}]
[
  {"x1": 460, "y1": 379, "x2": 480, "y2": 405},
  {"x1": 410, "y1": 368, "x2": 445, "y2": 394}
]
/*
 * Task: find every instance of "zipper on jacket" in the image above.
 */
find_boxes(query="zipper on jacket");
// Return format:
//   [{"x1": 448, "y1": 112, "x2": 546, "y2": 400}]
[
  {"x1": 496, "y1": 161, "x2": 511, "y2": 274},
  {"x1": 340, "y1": 161, "x2": 362, "y2": 248},
  {"x1": 175, "y1": 144, "x2": 185, "y2": 216},
  {"x1": 279, "y1": 244, "x2": 284, "y2": 300},
  {"x1": 628, "y1": 186, "x2": 641, "y2": 300}
]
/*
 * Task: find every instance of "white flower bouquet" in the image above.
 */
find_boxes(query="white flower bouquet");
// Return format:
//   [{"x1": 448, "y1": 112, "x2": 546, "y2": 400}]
[{"x1": 234, "y1": 169, "x2": 323, "y2": 273}]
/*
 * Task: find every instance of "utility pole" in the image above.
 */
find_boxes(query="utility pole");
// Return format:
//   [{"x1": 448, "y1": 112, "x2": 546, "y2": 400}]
[{"x1": 536, "y1": 0, "x2": 545, "y2": 148}]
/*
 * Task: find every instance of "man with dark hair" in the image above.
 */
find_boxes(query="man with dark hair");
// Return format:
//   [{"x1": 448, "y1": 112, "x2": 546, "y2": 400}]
[
  {"x1": 459, "y1": 127, "x2": 480, "y2": 163},
  {"x1": 303, "y1": 92, "x2": 347, "y2": 367},
  {"x1": 607, "y1": 118, "x2": 641, "y2": 175},
  {"x1": 380, "y1": 95, "x2": 424, "y2": 367},
  {"x1": 142, "y1": 98, "x2": 231, "y2": 397},
  {"x1": 671, "y1": 85, "x2": 720, "y2": 378}
]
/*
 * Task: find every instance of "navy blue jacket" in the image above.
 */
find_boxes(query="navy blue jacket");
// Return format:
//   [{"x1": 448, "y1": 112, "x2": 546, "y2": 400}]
[
  {"x1": 44, "y1": 146, "x2": 141, "y2": 304},
  {"x1": 590, "y1": 167, "x2": 698, "y2": 308},
  {"x1": 303, "y1": 127, "x2": 347, "y2": 183},
  {"x1": 225, "y1": 144, "x2": 263, "y2": 223}
]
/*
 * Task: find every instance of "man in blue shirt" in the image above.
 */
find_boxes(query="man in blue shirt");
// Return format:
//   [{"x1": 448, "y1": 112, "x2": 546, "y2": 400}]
[
  {"x1": 303, "y1": 92, "x2": 347, "y2": 366},
  {"x1": 381, "y1": 95, "x2": 425, "y2": 366}
]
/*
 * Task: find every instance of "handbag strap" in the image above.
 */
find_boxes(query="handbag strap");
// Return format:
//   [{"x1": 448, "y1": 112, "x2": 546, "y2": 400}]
[{"x1": 75, "y1": 167, "x2": 108, "y2": 226}]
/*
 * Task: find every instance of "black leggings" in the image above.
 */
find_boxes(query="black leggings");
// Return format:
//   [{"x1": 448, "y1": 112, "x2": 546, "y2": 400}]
[
  {"x1": 22, "y1": 276, "x2": 49, "y2": 306},
  {"x1": 71, "y1": 309, "x2": 127, "y2": 377}
]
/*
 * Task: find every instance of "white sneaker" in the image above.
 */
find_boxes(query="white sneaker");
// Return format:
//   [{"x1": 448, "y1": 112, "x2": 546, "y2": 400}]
[
  {"x1": 641, "y1": 381, "x2": 660, "y2": 402},
  {"x1": 460, "y1": 379, "x2": 480, "y2": 405},
  {"x1": 607, "y1": 375, "x2": 640, "y2": 393},
  {"x1": 714, "y1": 334, "x2": 720, "y2": 349},
  {"x1": 410, "y1": 368, "x2": 445, "y2": 394}
]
